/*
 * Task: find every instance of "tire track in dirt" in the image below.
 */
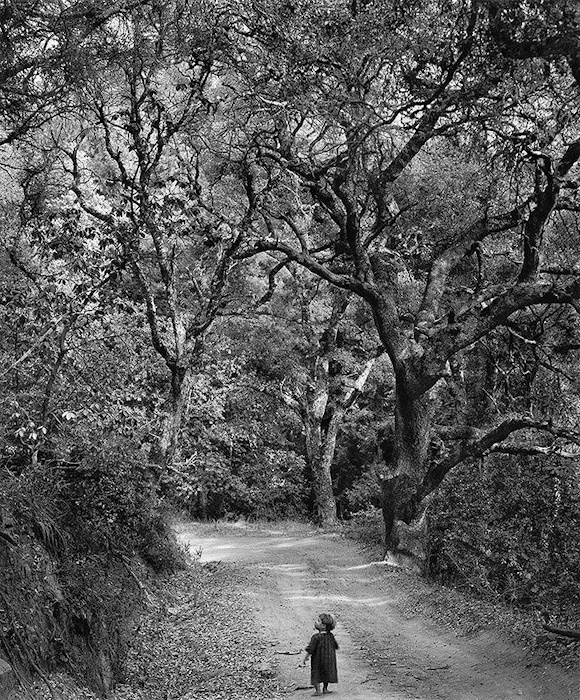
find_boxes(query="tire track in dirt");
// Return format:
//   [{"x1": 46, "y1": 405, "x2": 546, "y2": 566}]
[{"x1": 176, "y1": 524, "x2": 578, "y2": 700}]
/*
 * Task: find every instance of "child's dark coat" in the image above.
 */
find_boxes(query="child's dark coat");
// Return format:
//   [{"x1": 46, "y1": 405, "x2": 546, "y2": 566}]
[{"x1": 305, "y1": 631, "x2": 339, "y2": 685}]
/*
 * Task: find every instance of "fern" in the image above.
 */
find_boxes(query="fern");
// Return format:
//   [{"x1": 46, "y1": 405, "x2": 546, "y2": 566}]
[{"x1": 32, "y1": 517, "x2": 66, "y2": 555}]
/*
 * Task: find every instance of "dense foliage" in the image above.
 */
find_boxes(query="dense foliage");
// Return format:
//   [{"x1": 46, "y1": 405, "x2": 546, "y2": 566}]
[
  {"x1": 430, "y1": 453, "x2": 580, "y2": 620},
  {"x1": 0, "y1": 247, "x2": 181, "y2": 690}
]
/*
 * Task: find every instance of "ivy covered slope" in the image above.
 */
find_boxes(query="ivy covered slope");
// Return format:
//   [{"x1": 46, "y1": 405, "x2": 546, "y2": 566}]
[{"x1": 1, "y1": 0, "x2": 580, "y2": 692}]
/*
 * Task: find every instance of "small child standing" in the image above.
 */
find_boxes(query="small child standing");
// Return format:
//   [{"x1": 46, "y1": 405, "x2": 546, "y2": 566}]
[{"x1": 299, "y1": 613, "x2": 339, "y2": 696}]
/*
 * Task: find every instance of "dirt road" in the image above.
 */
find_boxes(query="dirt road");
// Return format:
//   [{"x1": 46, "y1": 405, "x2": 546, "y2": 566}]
[{"x1": 176, "y1": 523, "x2": 578, "y2": 700}]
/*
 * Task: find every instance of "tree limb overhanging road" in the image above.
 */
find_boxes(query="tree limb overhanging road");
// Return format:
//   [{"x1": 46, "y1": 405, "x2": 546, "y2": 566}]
[{"x1": 177, "y1": 523, "x2": 578, "y2": 700}]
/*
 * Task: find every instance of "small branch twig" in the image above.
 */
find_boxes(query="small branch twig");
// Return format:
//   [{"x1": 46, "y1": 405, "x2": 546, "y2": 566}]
[{"x1": 542, "y1": 624, "x2": 580, "y2": 641}]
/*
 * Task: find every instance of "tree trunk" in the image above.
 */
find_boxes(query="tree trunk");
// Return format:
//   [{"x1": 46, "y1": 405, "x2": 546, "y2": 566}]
[
  {"x1": 303, "y1": 351, "x2": 379, "y2": 527},
  {"x1": 381, "y1": 375, "x2": 432, "y2": 564},
  {"x1": 305, "y1": 414, "x2": 338, "y2": 526},
  {"x1": 154, "y1": 366, "x2": 192, "y2": 475},
  {"x1": 316, "y1": 411, "x2": 343, "y2": 526},
  {"x1": 312, "y1": 457, "x2": 338, "y2": 526}
]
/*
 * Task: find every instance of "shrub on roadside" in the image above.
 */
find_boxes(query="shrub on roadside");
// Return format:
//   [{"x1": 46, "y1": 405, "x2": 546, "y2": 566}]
[
  {"x1": 168, "y1": 449, "x2": 308, "y2": 521},
  {"x1": 342, "y1": 506, "x2": 384, "y2": 554},
  {"x1": 63, "y1": 437, "x2": 184, "y2": 570},
  {"x1": 0, "y1": 436, "x2": 184, "y2": 694},
  {"x1": 337, "y1": 471, "x2": 382, "y2": 518},
  {"x1": 428, "y1": 454, "x2": 580, "y2": 624}
]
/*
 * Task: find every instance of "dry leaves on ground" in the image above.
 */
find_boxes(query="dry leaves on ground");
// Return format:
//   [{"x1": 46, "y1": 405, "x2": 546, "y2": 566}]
[
  {"x1": 11, "y1": 560, "x2": 286, "y2": 700},
  {"x1": 113, "y1": 561, "x2": 285, "y2": 700}
]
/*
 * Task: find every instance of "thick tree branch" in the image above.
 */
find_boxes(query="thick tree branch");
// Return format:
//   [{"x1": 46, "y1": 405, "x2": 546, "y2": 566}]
[
  {"x1": 486, "y1": 1, "x2": 580, "y2": 84},
  {"x1": 489, "y1": 444, "x2": 580, "y2": 459},
  {"x1": 518, "y1": 157, "x2": 556, "y2": 282},
  {"x1": 380, "y1": 106, "x2": 445, "y2": 188},
  {"x1": 238, "y1": 237, "x2": 376, "y2": 301},
  {"x1": 420, "y1": 277, "x2": 580, "y2": 391},
  {"x1": 192, "y1": 228, "x2": 246, "y2": 336},
  {"x1": 542, "y1": 624, "x2": 580, "y2": 641},
  {"x1": 419, "y1": 417, "x2": 580, "y2": 500},
  {"x1": 257, "y1": 259, "x2": 291, "y2": 306},
  {"x1": 341, "y1": 346, "x2": 384, "y2": 412},
  {"x1": 558, "y1": 140, "x2": 580, "y2": 178},
  {"x1": 67, "y1": 143, "x2": 116, "y2": 225},
  {"x1": 130, "y1": 259, "x2": 174, "y2": 367},
  {"x1": 416, "y1": 205, "x2": 528, "y2": 331}
]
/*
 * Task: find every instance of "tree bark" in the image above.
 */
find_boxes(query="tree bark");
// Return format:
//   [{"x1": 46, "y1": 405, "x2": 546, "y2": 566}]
[
  {"x1": 312, "y1": 449, "x2": 339, "y2": 526},
  {"x1": 381, "y1": 372, "x2": 432, "y2": 561},
  {"x1": 302, "y1": 346, "x2": 381, "y2": 526},
  {"x1": 317, "y1": 410, "x2": 343, "y2": 525},
  {"x1": 305, "y1": 411, "x2": 338, "y2": 526},
  {"x1": 154, "y1": 366, "x2": 192, "y2": 474}
]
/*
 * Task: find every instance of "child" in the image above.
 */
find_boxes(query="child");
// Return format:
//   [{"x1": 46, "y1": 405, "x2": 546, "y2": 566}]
[{"x1": 299, "y1": 613, "x2": 339, "y2": 696}]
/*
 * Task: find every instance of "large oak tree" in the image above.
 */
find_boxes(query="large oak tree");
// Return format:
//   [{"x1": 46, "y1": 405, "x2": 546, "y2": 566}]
[{"x1": 233, "y1": 0, "x2": 580, "y2": 558}]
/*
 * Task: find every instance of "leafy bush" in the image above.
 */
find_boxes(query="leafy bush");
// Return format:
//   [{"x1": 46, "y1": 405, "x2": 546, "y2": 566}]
[
  {"x1": 0, "y1": 433, "x2": 184, "y2": 693},
  {"x1": 342, "y1": 506, "x2": 384, "y2": 553},
  {"x1": 428, "y1": 454, "x2": 580, "y2": 623},
  {"x1": 169, "y1": 449, "x2": 308, "y2": 521},
  {"x1": 63, "y1": 436, "x2": 182, "y2": 570},
  {"x1": 338, "y1": 471, "x2": 382, "y2": 517}
]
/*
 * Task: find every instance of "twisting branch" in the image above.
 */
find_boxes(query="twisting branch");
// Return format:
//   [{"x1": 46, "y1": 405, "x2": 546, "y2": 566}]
[
  {"x1": 379, "y1": 105, "x2": 445, "y2": 188},
  {"x1": 558, "y1": 140, "x2": 580, "y2": 178},
  {"x1": 542, "y1": 624, "x2": 580, "y2": 641},
  {"x1": 420, "y1": 276, "x2": 580, "y2": 390},
  {"x1": 419, "y1": 416, "x2": 580, "y2": 500},
  {"x1": 66, "y1": 142, "x2": 115, "y2": 226},
  {"x1": 342, "y1": 346, "x2": 384, "y2": 411},
  {"x1": 416, "y1": 203, "x2": 529, "y2": 332},
  {"x1": 257, "y1": 259, "x2": 292, "y2": 306},
  {"x1": 193, "y1": 227, "x2": 246, "y2": 336},
  {"x1": 518, "y1": 155, "x2": 557, "y2": 283},
  {"x1": 130, "y1": 259, "x2": 174, "y2": 367},
  {"x1": 489, "y1": 444, "x2": 580, "y2": 459},
  {"x1": 238, "y1": 235, "x2": 376, "y2": 300},
  {"x1": 487, "y1": 2, "x2": 580, "y2": 85}
]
